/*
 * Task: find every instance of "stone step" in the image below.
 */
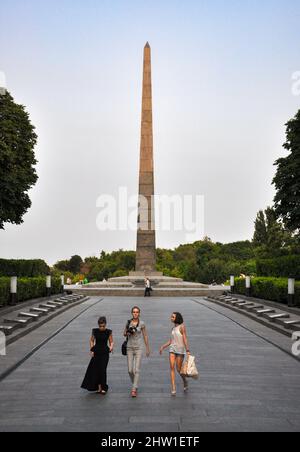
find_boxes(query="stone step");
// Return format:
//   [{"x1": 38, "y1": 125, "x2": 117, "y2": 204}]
[
  {"x1": 55, "y1": 298, "x2": 72, "y2": 303},
  {"x1": 288, "y1": 323, "x2": 300, "y2": 332},
  {"x1": 18, "y1": 312, "x2": 41, "y2": 321},
  {"x1": 223, "y1": 299, "x2": 239, "y2": 304},
  {"x1": 229, "y1": 300, "x2": 246, "y2": 306},
  {"x1": 30, "y1": 307, "x2": 49, "y2": 316},
  {"x1": 4, "y1": 317, "x2": 33, "y2": 327},
  {"x1": 235, "y1": 301, "x2": 247, "y2": 307},
  {"x1": 244, "y1": 304, "x2": 264, "y2": 312},
  {"x1": 256, "y1": 308, "x2": 276, "y2": 317},
  {"x1": 239, "y1": 302, "x2": 255, "y2": 310},
  {"x1": 282, "y1": 320, "x2": 300, "y2": 330},
  {"x1": 68, "y1": 288, "x2": 226, "y2": 297},
  {"x1": 275, "y1": 318, "x2": 300, "y2": 327},
  {"x1": 53, "y1": 300, "x2": 70, "y2": 305},
  {"x1": 0, "y1": 323, "x2": 21, "y2": 335},
  {"x1": 265, "y1": 313, "x2": 290, "y2": 322},
  {"x1": 39, "y1": 303, "x2": 58, "y2": 311},
  {"x1": 57, "y1": 296, "x2": 79, "y2": 301},
  {"x1": 48, "y1": 301, "x2": 64, "y2": 306},
  {"x1": 61, "y1": 295, "x2": 82, "y2": 299}
]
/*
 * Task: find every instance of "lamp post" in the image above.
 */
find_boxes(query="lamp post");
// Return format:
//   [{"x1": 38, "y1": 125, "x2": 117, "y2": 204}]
[
  {"x1": 230, "y1": 275, "x2": 235, "y2": 294},
  {"x1": 61, "y1": 274, "x2": 65, "y2": 294},
  {"x1": 46, "y1": 275, "x2": 51, "y2": 298},
  {"x1": 288, "y1": 278, "x2": 295, "y2": 307},
  {"x1": 245, "y1": 276, "x2": 251, "y2": 297},
  {"x1": 9, "y1": 276, "x2": 17, "y2": 306}
]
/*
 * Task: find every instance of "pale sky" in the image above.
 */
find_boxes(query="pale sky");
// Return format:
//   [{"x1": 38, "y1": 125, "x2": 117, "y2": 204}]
[{"x1": 0, "y1": 0, "x2": 300, "y2": 266}]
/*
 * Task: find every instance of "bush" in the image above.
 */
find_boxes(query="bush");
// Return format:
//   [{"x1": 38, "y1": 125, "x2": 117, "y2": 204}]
[
  {"x1": 0, "y1": 259, "x2": 49, "y2": 277},
  {"x1": 256, "y1": 255, "x2": 300, "y2": 279},
  {"x1": 0, "y1": 276, "x2": 61, "y2": 307},
  {"x1": 234, "y1": 277, "x2": 300, "y2": 305},
  {"x1": 112, "y1": 269, "x2": 128, "y2": 278}
]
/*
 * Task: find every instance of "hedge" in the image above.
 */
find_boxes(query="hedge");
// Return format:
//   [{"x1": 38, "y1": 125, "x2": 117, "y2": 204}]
[
  {"x1": 256, "y1": 255, "x2": 300, "y2": 279},
  {"x1": 234, "y1": 277, "x2": 300, "y2": 306},
  {"x1": 0, "y1": 259, "x2": 50, "y2": 277},
  {"x1": 0, "y1": 277, "x2": 62, "y2": 307}
]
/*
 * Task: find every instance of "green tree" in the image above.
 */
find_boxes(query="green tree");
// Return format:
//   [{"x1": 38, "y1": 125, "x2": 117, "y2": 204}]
[
  {"x1": 0, "y1": 91, "x2": 38, "y2": 229},
  {"x1": 54, "y1": 260, "x2": 70, "y2": 272},
  {"x1": 265, "y1": 207, "x2": 286, "y2": 252},
  {"x1": 273, "y1": 109, "x2": 300, "y2": 235},
  {"x1": 253, "y1": 207, "x2": 290, "y2": 257},
  {"x1": 253, "y1": 210, "x2": 268, "y2": 247},
  {"x1": 69, "y1": 255, "x2": 83, "y2": 274}
]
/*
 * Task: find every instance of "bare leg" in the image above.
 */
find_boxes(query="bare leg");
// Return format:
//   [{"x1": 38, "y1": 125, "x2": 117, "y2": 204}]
[
  {"x1": 176, "y1": 355, "x2": 188, "y2": 389},
  {"x1": 169, "y1": 353, "x2": 176, "y2": 393}
]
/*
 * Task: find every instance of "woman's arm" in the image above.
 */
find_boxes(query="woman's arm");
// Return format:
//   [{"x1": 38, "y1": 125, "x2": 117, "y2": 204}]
[
  {"x1": 90, "y1": 334, "x2": 95, "y2": 357},
  {"x1": 181, "y1": 324, "x2": 190, "y2": 355},
  {"x1": 108, "y1": 333, "x2": 114, "y2": 353},
  {"x1": 142, "y1": 326, "x2": 151, "y2": 357},
  {"x1": 123, "y1": 321, "x2": 130, "y2": 338},
  {"x1": 159, "y1": 339, "x2": 171, "y2": 354}
]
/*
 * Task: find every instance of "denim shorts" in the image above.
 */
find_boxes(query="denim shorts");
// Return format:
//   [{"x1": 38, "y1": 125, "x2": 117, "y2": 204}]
[{"x1": 169, "y1": 345, "x2": 185, "y2": 356}]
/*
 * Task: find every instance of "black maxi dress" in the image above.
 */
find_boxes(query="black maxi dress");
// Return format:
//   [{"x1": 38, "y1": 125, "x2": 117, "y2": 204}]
[{"x1": 81, "y1": 328, "x2": 112, "y2": 392}]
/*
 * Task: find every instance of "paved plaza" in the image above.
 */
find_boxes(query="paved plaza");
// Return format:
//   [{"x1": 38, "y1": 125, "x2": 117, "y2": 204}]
[{"x1": 0, "y1": 296, "x2": 300, "y2": 432}]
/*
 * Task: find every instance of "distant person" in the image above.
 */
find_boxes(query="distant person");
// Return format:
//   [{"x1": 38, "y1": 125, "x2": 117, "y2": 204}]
[
  {"x1": 66, "y1": 277, "x2": 72, "y2": 285},
  {"x1": 159, "y1": 312, "x2": 191, "y2": 396},
  {"x1": 144, "y1": 278, "x2": 152, "y2": 297},
  {"x1": 81, "y1": 316, "x2": 114, "y2": 394},
  {"x1": 83, "y1": 277, "x2": 88, "y2": 285}
]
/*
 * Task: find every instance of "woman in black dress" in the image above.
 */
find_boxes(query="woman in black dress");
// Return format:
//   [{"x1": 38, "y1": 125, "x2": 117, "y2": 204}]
[{"x1": 81, "y1": 316, "x2": 114, "y2": 394}]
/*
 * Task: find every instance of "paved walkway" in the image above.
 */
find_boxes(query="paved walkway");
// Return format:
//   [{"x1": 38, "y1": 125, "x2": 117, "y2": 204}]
[{"x1": 0, "y1": 297, "x2": 300, "y2": 432}]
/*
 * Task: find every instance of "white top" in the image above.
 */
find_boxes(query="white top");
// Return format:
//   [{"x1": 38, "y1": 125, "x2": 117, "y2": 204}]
[{"x1": 170, "y1": 325, "x2": 185, "y2": 354}]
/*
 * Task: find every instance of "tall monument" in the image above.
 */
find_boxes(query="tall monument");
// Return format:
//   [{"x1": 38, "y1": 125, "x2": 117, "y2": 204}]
[
  {"x1": 72, "y1": 43, "x2": 212, "y2": 293},
  {"x1": 134, "y1": 42, "x2": 160, "y2": 275}
]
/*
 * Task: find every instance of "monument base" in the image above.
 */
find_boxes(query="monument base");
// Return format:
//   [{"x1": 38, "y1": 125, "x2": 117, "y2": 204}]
[
  {"x1": 129, "y1": 271, "x2": 164, "y2": 277},
  {"x1": 65, "y1": 273, "x2": 229, "y2": 297}
]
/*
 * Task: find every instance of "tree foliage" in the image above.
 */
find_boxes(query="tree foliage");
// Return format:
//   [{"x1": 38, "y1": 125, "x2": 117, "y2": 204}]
[
  {"x1": 0, "y1": 91, "x2": 38, "y2": 229},
  {"x1": 273, "y1": 109, "x2": 300, "y2": 234}
]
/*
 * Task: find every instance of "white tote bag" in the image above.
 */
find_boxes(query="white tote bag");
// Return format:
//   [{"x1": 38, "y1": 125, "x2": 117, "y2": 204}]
[{"x1": 181, "y1": 355, "x2": 199, "y2": 379}]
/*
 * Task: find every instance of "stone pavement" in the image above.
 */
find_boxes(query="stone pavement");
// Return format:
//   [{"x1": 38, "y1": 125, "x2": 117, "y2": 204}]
[{"x1": 0, "y1": 296, "x2": 300, "y2": 432}]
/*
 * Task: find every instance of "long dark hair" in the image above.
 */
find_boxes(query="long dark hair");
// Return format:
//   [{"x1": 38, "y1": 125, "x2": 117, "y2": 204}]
[{"x1": 173, "y1": 312, "x2": 184, "y2": 325}]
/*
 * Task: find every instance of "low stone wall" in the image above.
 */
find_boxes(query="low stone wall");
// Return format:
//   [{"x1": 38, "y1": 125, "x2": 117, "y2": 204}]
[{"x1": 67, "y1": 287, "x2": 228, "y2": 297}]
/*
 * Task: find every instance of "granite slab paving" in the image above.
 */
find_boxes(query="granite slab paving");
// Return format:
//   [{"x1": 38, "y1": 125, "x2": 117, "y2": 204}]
[{"x1": 0, "y1": 297, "x2": 300, "y2": 432}]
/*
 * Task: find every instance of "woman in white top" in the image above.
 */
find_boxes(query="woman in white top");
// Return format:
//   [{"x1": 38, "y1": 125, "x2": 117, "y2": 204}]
[{"x1": 159, "y1": 312, "x2": 190, "y2": 395}]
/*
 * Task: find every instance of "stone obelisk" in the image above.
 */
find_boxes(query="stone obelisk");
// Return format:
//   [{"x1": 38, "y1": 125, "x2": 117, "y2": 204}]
[{"x1": 134, "y1": 42, "x2": 158, "y2": 274}]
